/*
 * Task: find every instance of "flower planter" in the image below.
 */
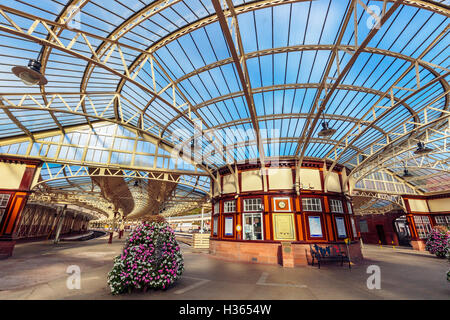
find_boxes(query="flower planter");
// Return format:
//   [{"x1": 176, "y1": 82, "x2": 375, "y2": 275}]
[{"x1": 108, "y1": 221, "x2": 184, "y2": 295}]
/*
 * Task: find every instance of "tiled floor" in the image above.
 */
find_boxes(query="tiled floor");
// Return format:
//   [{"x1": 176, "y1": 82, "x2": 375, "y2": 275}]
[{"x1": 0, "y1": 235, "x2": 448, "y2": 300}]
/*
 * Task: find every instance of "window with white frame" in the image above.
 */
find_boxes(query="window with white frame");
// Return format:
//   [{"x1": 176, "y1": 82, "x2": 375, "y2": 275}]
[
  {"x1": 302, "y1": 198, "x2": 322, "y2": 212},
  {"x1": 0, "y1": 194, "x2": 10, "y2": 223},
  {"x1": 213, "y1": 216, "x2": 219, "y2": 236},
  {"x1": 330, "y1": 199, "x2": 344, "y2": 213},
  {"x1": 413, "y1": 216, "x2": 432, "y2": 239},
  {"x1": 243, "y1": 212, "x2": 263, "y2": 240},
  {"x1": 224, "y1": 200, "x2": 236, "y2": 213},
  {"x1": 214, "y1": 202, "x2": 220, "y2": 215},
  {"x1": 347, "y1": 202, "x2": 353, "y2": 214},
  {"x1": 435, "y1": 215, "x2": 450, "y2": 228},
  {"x1": 243, "y1": 198, "x2": 262, "y2": 212},
  {"x1": 351, "y1": 217, "x2": 358, "y2": 238}
]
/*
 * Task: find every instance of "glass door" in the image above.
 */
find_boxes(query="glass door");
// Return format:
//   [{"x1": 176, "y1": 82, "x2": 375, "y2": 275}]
[{"x1": 243, "y1": 213, "x2": 263, "y2": 240}]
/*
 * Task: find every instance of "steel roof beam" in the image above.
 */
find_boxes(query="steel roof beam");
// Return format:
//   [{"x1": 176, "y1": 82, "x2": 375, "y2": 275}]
[
  {"x1": 116, "y1": 0, "x2": 450, "y2": 101},
  {"x1": 295, "y1": 0, "x2": 404, "y2": 170},
  {"x1": 163, "y1": 81, "x2": 421, "y2": 134},
  {"x1": 323, "y1": 25, "x2": 450, "y2": 180},
  {"x1": 211, "y1": 0, "x2": 267, "y2": 181},
  {"x1": 347, "y1": 87, "x2": 450, "y2": 175}
]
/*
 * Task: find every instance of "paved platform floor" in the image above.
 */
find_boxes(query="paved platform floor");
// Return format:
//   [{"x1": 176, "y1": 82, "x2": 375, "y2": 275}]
[{"x1": 0, "y1": 235, "x2": 448, "y2": 300}]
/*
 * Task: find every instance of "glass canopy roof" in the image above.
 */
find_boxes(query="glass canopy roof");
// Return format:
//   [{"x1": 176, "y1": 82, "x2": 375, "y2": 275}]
[{"x1": 0, "y1": 0, "x2": 448, "y2": 217}]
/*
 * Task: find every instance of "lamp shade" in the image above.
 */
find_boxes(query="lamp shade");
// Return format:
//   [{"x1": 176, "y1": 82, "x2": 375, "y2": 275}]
[
  {"x1": 414, "y1": 142, "x2": 433, "y2": 155},
  {"x1": 318, "y1": 122, "x2": 337, "y2": 138},
  {"x1": 12, "y1": 59, "x2": 48, "y2": 86},
  {"x1": 403, "y1": 169, "x2": 413, "y2": 178}
]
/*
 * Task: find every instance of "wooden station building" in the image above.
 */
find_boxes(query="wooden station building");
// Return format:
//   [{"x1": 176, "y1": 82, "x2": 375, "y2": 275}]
[{"x1": 209, "y1": 159, "x2": 363, "y2": 267}]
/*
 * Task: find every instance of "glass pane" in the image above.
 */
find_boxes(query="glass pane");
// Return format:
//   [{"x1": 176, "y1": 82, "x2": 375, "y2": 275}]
[{"x1": 253, "y1": 215, "x2": 262, "y2": 240}]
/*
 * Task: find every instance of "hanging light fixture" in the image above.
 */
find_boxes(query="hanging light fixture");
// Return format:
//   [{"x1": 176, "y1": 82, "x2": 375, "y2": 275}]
[
  {"x1": 414, "y1": 142, "x2": 433, "y2": 155},
  {"x1": 403, "y1": 168, "x2": 413, "y2": 178},
  {"x1": 318, "y1": 121, "x2": 337, "y2": 138},
  {"x1": 402, "y1": 161, "x2": 413, "y2": 178},
  {"x1": 11, "y1": 47, "x2": 48, "y2": 86}
]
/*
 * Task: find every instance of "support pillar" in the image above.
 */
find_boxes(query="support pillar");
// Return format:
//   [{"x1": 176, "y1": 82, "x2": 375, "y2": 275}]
[
  {"x1": 108, "y1": 211, "x2": 118, "y2": 244},
  {"x1": 69, "y1": 212, "x2": 77, "y2": 234},
  {"x1": 53, "y1": 205, "x2": 67, "y2": 244},
  {"x1": 118, "y1": 218, "x2": 124, "y2": 239},
  {"x1": 200, "y1": 207, "x2": 205, "y2": 233}
]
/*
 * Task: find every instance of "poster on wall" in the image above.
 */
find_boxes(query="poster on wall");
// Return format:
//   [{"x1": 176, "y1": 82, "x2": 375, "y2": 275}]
[
  {"x1": 308, "y1": 216, "x2": 323, "y2": 238},
  {"x1": 273, "y1": 214, "x2": 296, "y2": 240},
  {"x1": 335, "y1": 217, "x2": 347, "y2": 238},
  {"x1": 224, "y1": 217, "x2": 233, "y2": 236}
]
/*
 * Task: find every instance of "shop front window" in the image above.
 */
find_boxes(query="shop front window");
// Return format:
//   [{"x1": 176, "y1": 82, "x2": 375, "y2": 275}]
[
  {"x1": 347, "y1": 202, "x2": 353, "y2": 214},
  {"x1": 0, "y1": 194, "x2": 10, "y2": 223},
  {"x1": 224, "y1": 200, "x2": 236, "y2": 213},
  {"x1": 330, "y1": 199, "x2": 344, "y2": 213},
  {"x1": 243, "y1": 213, "x2": 263, "y2": 240},
  {"x1": 302, "y1": 198, "x2": 322, "y2": 212},
  {"x1": 413, "y1": 216, "x2": 432, "y2": 239},
  {"x1": 244, "y1": 198, "x2": 262, "y2": 212},
  {"x1": 435, "y1": 216, "x2": 450, "y2": 228},
  {"x1": 351, "y1": 217, "x2": 358, "y2": 238},
  {"x1": 213, "y1": 216, "x2": 218, "y2": 236}
]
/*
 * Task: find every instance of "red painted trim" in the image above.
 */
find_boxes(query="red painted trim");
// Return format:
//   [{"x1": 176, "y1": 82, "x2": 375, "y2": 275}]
[
  {"x1": 267, "y1": 211, "x2": 272, "y2": 241},
  {"x1": 2, "y1": 193, "x2": 28, "y2": 236},
  {"x1": 404, "y1": 199, "x2": 412, "y2": 214},
  {"x1": 19, "y1": 165, "x2": 37, "y2": 190},
  {"x1": 403, "y1": 193, "x2": 450, "y2": 200},
  {"x1": 0, "y1": 156, "x2": 42, "y2": 166},
  {"x1": 0, "y1": 189, "x2": 33, "y2": 193}
]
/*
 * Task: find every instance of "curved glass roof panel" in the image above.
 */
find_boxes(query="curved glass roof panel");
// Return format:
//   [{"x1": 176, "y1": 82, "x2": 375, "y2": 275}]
[{"x1": 0, "y1": 0, "x2": 448, "y2": 200}]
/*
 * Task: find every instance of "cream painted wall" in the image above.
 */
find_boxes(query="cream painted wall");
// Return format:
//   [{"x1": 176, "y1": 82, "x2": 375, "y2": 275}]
[
  {"x1": 348, "y1": 176, "x2": 356, "y2": 195},
  {"x1": 31, "y1": 166, "x2": 41, "y2": 190},
  {"x1": 428, "y1": 198, "x2": 450, "y2": 213},
  {"x1": 268, "y1": 168, "x2": 293, "y2": 190},
  {"x1": 341, "y1": 169, "x2": 348, "y2": 193},
  {"x1": 241, "y1": 170, "x2": 263, "y2": 192},
  {"x1": 222, "y1": 174, "x2": 237, "y2": 194},
  {"x1": 0, "y1": 162, "x2": 26, "y2": 189},
  {"x1": 299, "y1": 168, "x2": 322, "y2": 191},
  {"x1": 326, "y1": 172, "x2": 342, "y2": 193},
  {"x1": 213, "y1": 176, "x2": 220, "y2": 196},
  {"x1": 408, "y1": 199, "x2": 429, "y2": 212}
]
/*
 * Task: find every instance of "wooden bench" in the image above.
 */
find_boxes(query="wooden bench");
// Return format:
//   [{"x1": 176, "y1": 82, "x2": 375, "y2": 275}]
[{"x1": 310, "y1": 244, "x2": 350, "y2": 269}]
